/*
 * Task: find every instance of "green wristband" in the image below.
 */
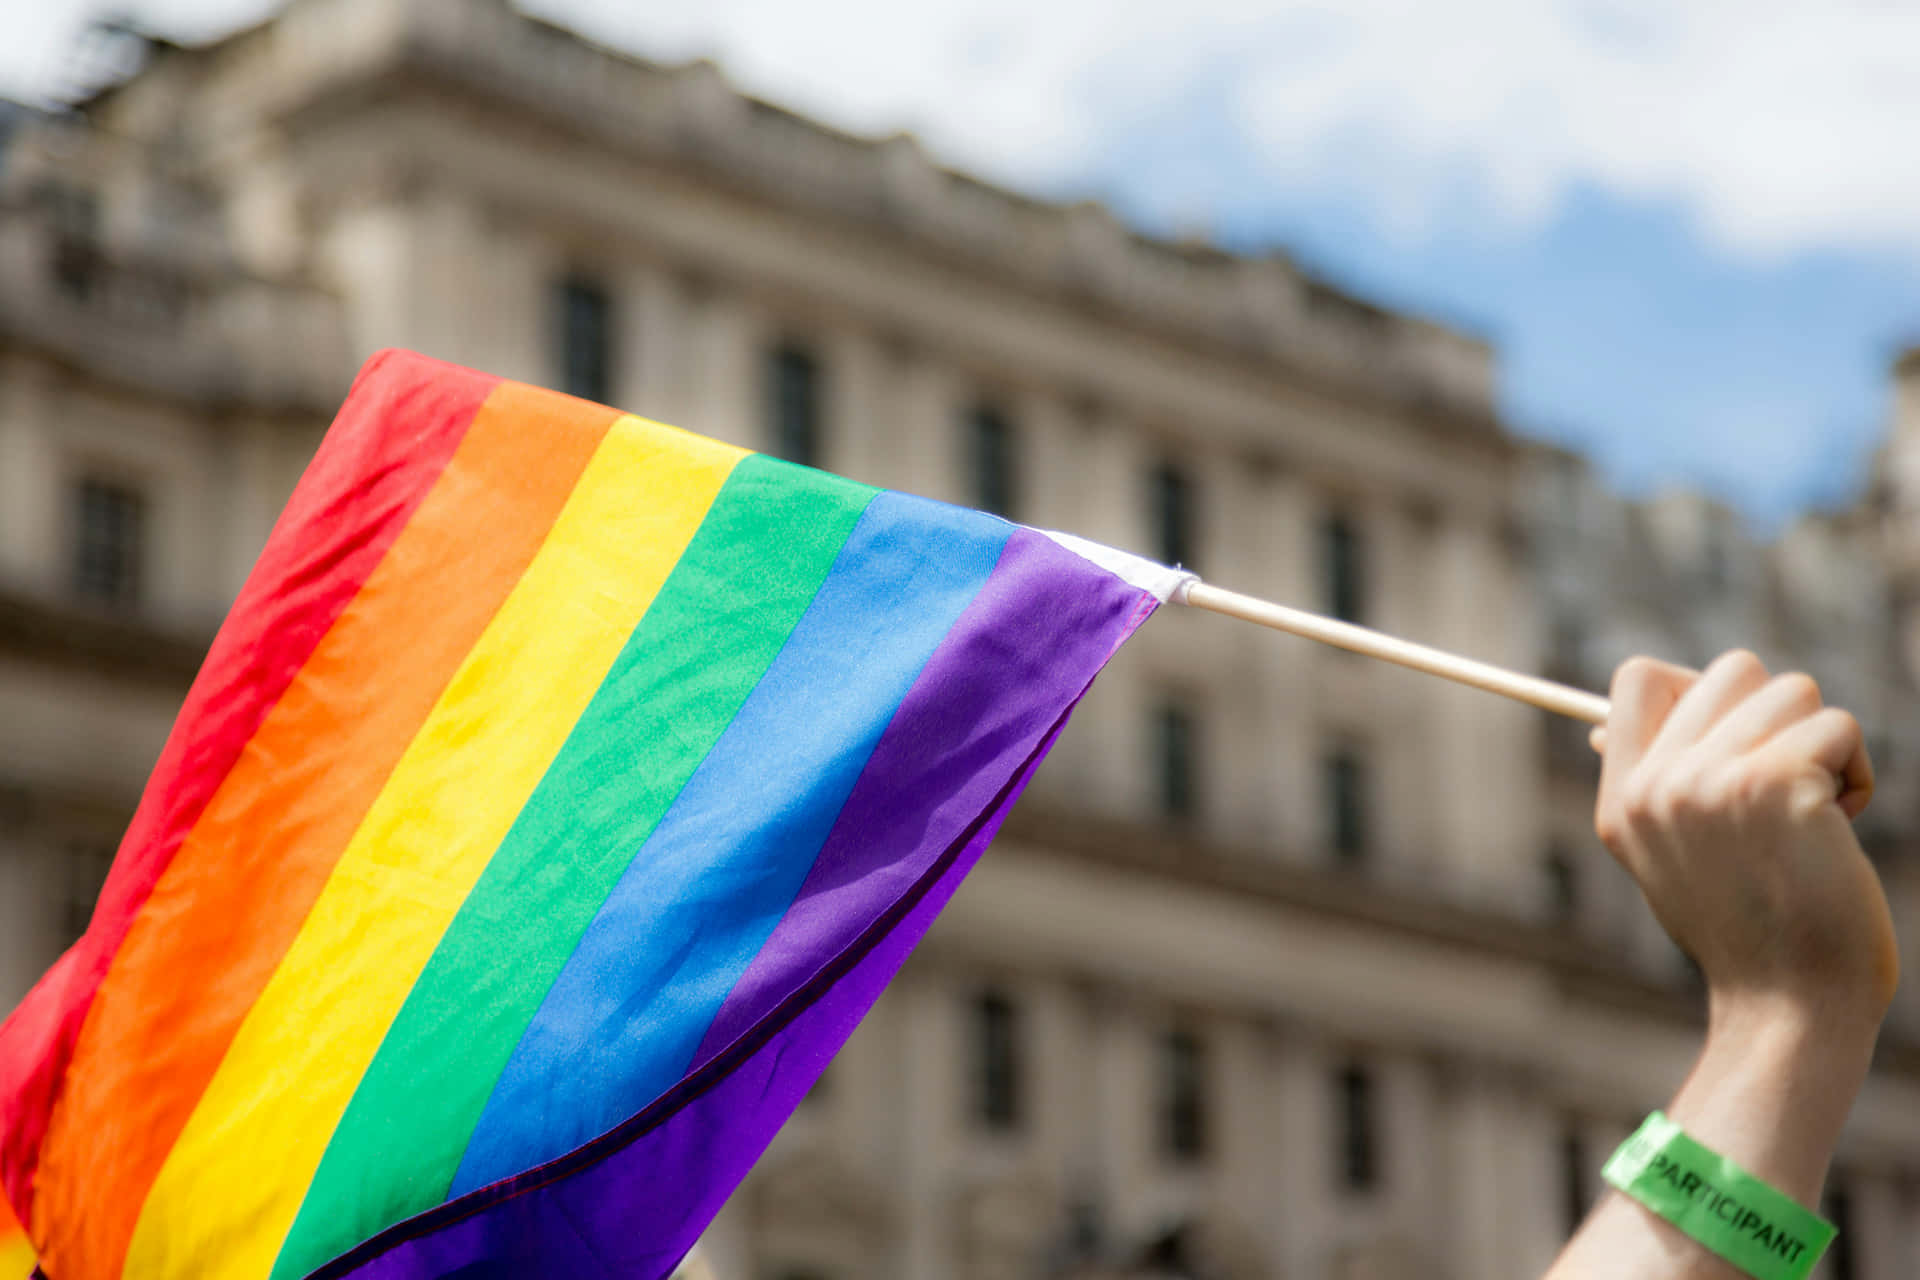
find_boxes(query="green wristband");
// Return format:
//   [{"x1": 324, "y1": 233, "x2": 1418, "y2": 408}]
[{"x1": 1602, "y1": 1112, "x2": 1836, "y2": 1280}]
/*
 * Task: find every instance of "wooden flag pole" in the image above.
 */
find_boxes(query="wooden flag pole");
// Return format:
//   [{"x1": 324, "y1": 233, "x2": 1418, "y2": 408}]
[{"x1": 1179, "y1": 581, "x2": 1612, "y2": 725}]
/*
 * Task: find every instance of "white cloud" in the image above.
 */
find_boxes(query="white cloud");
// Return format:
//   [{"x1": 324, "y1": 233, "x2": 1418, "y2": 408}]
[
  {"x1": 9, "y1": 0, "x2": 1920, "y2": 263},
  {"x1": 535, "y1": 0, "x2": 1920, "y2": 263}
]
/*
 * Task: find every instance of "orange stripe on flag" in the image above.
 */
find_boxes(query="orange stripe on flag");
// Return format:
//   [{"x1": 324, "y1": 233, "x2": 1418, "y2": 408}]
[{"x1": 30, "y1": 383, "x2": 620, "y2": 1280}]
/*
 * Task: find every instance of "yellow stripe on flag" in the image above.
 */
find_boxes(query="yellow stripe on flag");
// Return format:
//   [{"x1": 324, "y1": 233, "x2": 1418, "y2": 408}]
[{"x1": 121, "y1": 418, "x2": 745, "y2": 1280}]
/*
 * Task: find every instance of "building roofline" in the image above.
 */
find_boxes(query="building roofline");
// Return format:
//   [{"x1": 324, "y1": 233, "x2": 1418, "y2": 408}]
[{"x1": 101, "y1": 0, "x2": 1502, "y2": 433}]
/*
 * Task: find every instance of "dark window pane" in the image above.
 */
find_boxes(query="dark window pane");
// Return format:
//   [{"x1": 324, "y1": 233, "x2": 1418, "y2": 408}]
[
  {"x1": 1326, "y1": 749, "x2": 1368, "y2": 865},
  {"x1": 976, "y1": 990, "x2": 1021, "y2": 1131},
  {"x1": 1544, "y1": 844, "x2": 1579, "y2": 926},
  {"x1": 1824, "y1": 1181, "x2": 1854, "y2": 1280},
  {"x1": 1160, "y1": 1028, "x2": 1208, "y2": 1162},
  {"x1": 47, "y1": 184, "x2": 101, "y2": 300},
  {"x1": 1155, "y1": 703, "x2": 1199, "y2": 822},
  {"x1": 71, "y1": 477, "x2": 144, "y2": 607},
  {"x1": 63, "y1": 840, "x2": 115, "y2": 946},
  {"x1": 1150, "y1": 462, "x2": 1195, "y2": 570},
  {"x1": 1337, "y1": 1063, "x2": 1377, "y2": 1192},
  {"x1": 555, "y1": 276, "x2": 613, "y2": 403},
  {"x1": 967, "y1": 404, "x2": 1017, "y2": 518},
  {"x1": 1559, "y1": 1129, "x2": 1590, "y2": 1237},
  {"x1": 1322, "y1": 513, "x2": 1365, "y2": 624},
  {"x1": 768, "y1": 343, "x2": 822, "y2": 467}
]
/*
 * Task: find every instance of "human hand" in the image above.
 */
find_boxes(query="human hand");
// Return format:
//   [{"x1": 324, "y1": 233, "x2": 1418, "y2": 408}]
[{"x1": 1593, "y1": 652, "x2": 1898, "y2": 1030}]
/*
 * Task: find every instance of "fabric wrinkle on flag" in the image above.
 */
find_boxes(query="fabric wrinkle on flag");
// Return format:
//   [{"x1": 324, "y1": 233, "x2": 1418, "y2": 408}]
[{"x1": 0, "y1": 348, "x2": 1178, "y2": 1280}]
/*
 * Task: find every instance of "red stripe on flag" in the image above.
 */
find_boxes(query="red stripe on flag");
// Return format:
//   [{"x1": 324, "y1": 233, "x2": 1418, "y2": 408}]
[{"x1": 0, "y1": 350, "x2": 497, "y2": 1229}]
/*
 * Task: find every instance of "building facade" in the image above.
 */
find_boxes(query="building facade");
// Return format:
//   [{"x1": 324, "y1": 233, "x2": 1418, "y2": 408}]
[{"x1": 2, "y1": 2, "x2": 1919, "y2": 1277}]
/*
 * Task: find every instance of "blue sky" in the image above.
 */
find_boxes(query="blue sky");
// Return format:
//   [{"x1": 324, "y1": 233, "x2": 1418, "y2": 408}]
[
  {"x1": 6, "y1": 1, "x2": 1920, "y2": 531},
  {"x1": 1088, "y1": 92, "x2": 1920, "y2": 524}
]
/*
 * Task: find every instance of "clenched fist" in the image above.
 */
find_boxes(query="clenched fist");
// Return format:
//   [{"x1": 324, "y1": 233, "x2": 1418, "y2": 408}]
[{"x1": 1594, "y1": 651, "x2": 1897, "y2": 1027}]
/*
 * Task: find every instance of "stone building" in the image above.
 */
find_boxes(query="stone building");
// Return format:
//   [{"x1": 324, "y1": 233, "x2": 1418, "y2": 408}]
[{"x1": 1, "y1": 2, "x2": 1918, "y2": 1277}]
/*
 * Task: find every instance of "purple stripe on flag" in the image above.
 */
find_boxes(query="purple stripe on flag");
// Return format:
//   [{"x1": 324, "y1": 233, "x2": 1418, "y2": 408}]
[
  {"x1": 316, "y1": 719, "x2": 1067, "y2": 1280},
  {"x1": 311, "y1": 530, "x2": 1156, "y2": 1280},
  {"x1": 687, "y1": 529, "x2": 1148, "y2": 1070}
]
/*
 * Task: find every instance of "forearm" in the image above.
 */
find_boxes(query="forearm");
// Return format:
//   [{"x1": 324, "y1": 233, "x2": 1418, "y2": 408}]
[{"x1": 1544, "y1": 998, "x2": 1879, "y2": 1279}]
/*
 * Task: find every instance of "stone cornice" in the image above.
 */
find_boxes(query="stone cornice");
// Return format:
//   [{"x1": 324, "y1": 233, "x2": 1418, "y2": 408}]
[
  {"x1": 997, "y1": 804, "x2": 1920, "y2": 1079},
  {"x1": 0, "y1": 203, "x2": 350, "y2": 415},
  {"x1": 205, "y1": 0, "x2": 1502, "y2": 440},
  {"x1": 0, "y1": 584, "x2": 211, "y2": 686}
]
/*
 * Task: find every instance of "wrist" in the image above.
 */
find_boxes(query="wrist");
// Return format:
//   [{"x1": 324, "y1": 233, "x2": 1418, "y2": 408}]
[
  {"x1": 1675, "y1": 994, "x2": 1881, "y2": 1208},
  {"x1": 1704, "y1": 988, "x2": 1883, "y2": 1073}
]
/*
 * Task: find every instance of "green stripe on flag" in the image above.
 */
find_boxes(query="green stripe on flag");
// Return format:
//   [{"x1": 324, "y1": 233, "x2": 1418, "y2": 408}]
[{"x1": 271, "y1": 454, "x2": 875, "y2": 1280}]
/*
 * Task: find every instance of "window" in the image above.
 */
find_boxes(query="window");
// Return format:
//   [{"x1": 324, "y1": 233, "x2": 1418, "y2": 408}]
[
  {"x1": 1325, "y1": 748, "x2": 1369, "y2": 865},
  {"x1": 64, "y1": 840, "x2": 115, "y2": 945},
  {"x1": 1150, "y1": 461, "x2": 1196, "y2": 570},
  {"x1": 71, "y1": 476, "x2": 145, "y2": 607},
  {"x1": 1158, "y1": 1027, "x2": 1208, "y2": 1162},
  {"x1": 46, "y1": 183, "x2": 101, "y2": 300},
  {"x1": 768, "y1": 343, "x2": 822, "y2": 467},
  {"x1": 966, "y1": 403, "x2": 1017, "y2": 518},
  {"x1": 1823, "y1": 1181, "x2": 1854, "y2": 1280},
  {"x1": 975, "y1": 989, "x2": 1021, "y2": 1132},
  {"x1": 1321, "y1": 512, "x2": 1366, "y2": 624},
  {"x1": 1543, "y1": 843, "x2": 1579, "y2": 926},
  {"x1": 554, "y1": 275, "x2": 614, "y2": 403},
  {"x1": 1559, "y1": 1129, "x2": 1590, "y2": 1237},
  {"x1": 1336, "y1": 1062, "x2": 1377, "y2": 1192},
  {"x1": 1153, "y1": 702, "x2": 1200, "y2": 822}
]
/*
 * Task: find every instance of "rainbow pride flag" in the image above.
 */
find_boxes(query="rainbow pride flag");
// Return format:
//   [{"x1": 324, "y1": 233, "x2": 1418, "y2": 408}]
[{"x1": 0, "y1": 351, "x2": 1183, "y2": 1280}]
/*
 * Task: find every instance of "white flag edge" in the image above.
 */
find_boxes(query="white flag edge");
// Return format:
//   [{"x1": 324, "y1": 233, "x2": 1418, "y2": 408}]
[{"x1": 1034, "y1": 529, "x2": 1198, "y2": 604}]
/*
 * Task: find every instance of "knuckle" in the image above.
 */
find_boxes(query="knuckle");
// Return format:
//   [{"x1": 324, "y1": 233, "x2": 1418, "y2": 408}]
[
  {"x1": 1620, "y1": 774, "x2": 1667, "y2": 827},
  {"x1": 1659, "y1": 775, "x2": 1706, "y2": 822},
  {"x1": 1612, "y1": 655, "x2": 1661, "y2": 696},
  {"x1": 1617, "y1": 773, "x2": 1653, "y2": 817},
  {"x1": 1692, "y1": 766, "x2": 1739, "y2": 813},
  {"x1": 1774, "y1": 672, "x2": 1821, "y2": 712},
  {"x1": 1730, "y1": 762, "x2": 1772, "y2": 806},
  {"x1": 1712, "y1": 648, "x2": 1765, "y2": 680},
  {"x1": 1784, "y1": 770, "x2": 1836, "y2": 820}
]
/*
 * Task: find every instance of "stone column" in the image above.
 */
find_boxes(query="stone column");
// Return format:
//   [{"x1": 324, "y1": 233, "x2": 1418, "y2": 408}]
[
  {"x1": 685, "y1": 286, "x2": 763, "y2": 453},
  {"x1": 897, "y1": 966, "x2": 956, "y2": 1280},
  {"x1": 1443, "y1": 1064, "x2": 1562, "y2": 1280},
  {"x1": 406, "y1": 188, "x2": 548, "y2": 383},
  {"x1": 219, "y1": 419, "x2": 288, "y2": 602},
  {"x1": 1214, "y1": 1017, "x2": 1285, "y2": 1276},
  {"x1": 1014, "y1": 389, "x2": 1098, "y2": 811},
  {"x1": 1016, "y1": 387, "x2": 1078, "y2": 535},
  {"x1": 1425, "y1": 510, "x2": 1542, "y2": 909},
  {"x1": 1370, "y1": 497, "x2": 1443, "y2": 889},
  {"x1": 1041, "y1": 401, "x2": 1146, "y2": 820},
  {"x1": 0, "y1": 362, "x2": 58, "y2": 594},
  {"x1": 890, "y1": 346, "x2": 959, "y2": 506},
  {"x1": 1202, "y1": 451, "x2": 1288, "y2": 848},
  {"x1": 1271, "y1": 1029, "x2": 1334, "y2": 1280},
  {"x1": 614, "y1": 262, "x2": 667, "y2": 420},
  {"x1": 821, "y1": 326, "x2": 888, "y2": 489},
  {"x1": 1250, "y1": 464, "x2": 1319, "y2": 861},
  {"x1": 1091, "y1": 990, "x2": 1153, "y2": 1241}
]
